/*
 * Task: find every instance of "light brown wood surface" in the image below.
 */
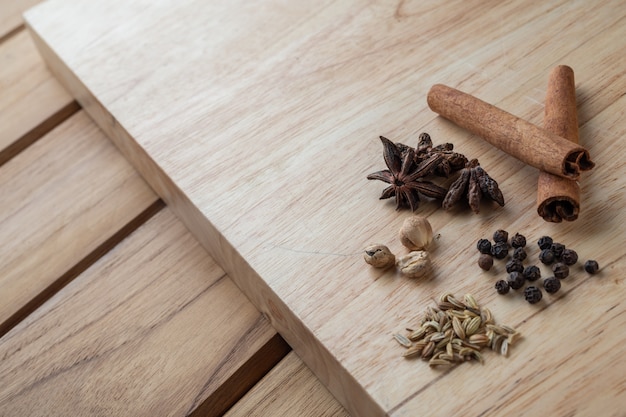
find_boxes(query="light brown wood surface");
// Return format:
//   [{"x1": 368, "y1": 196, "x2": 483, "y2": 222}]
[
  {"x1": 0, "y1": 208, "x2": 283, "y2": 416},
  {"x1": 0, "y1": 0, "x2": 41, "y2": 39},
  {"x1": 0, "y1": 111, "x2": 158, "y2": 334},
  {"x1": 0, "y1": 29, "x2": 77, "y2": 165},
  {"x1": 226, "y1": 352, "x2": 350, "y2": 417},
  {"x1": 25, "y1": 1, "x2": 626, "y2": 415},
  {"x1": 0, "y1": 22, "x2": 348, "y2": 415}
]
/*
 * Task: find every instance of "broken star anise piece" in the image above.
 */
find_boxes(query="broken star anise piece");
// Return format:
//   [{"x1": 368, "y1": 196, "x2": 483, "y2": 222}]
[
  {"x1": 414, "y1": 132, "x2": 468, "y2": 177},
  {"x1": 367, "y1": 136, "x2": 448, "y2": 211},
  {"x1": 442, "y1": 159, "x2": 505, "y2": 213}
]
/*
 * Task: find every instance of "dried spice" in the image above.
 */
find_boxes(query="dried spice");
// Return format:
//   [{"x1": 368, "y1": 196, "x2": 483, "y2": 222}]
[
  {"x1": 442, "y1": 159, "x2": 505, "y2": 213},
  {"x1": 478, "y1": 254, "x2": 494, "y2": 271},
  {"x1": 537, "y1": 236, "x2": 553, "y2": 250},
  {"x1": 363, "y1": 244, "x2": 396, "y2": 268},
  {"x1": 552, "y1": 262, "x2": 570, "y2": 279},
  {"x1": 561, "y1": 249, "x2": 578, "y2": 265},
  {"x1": 539, "y1": 249, "x2": 556, "y2": 265},
  {"x1": 508, "y1": 272, "x2": 525, "y2": 290},
  {"x1": 399, "y1": 215, "x2": 433, "y2": 250},
  {"x1": 524, "y1": 286, "x2": 543, "y2": 304},
  {"x1": 543, "y1": 277, "x2": 561, "y2": 294},
  {"x1": 495, "y1": 280, "x2": 510, "y2": 295},
  {"x1": 491, "y1": 241, "x2": 509, "y2": 259},
  {"x1": 523, "y1": 265, "x2": 541, "y2": 282},
  {"x1": 493, "y1": 229, "x2": 509, "y2": 243},
  {"x1": 414, "y1": 132, "x2": 468, "y2": 177},
  {"x1": 550, "y1": 242, "x2": 566, "y2": 259},
  {"x1": 505, "y1": 259, "x2": 524, "y2": 274},
  {"x1": 367, "y1": 136, "x2": 448, "y2": 210},
  {"x1": 510, "y1": 233, "x2": 527, "y2": 248},
  {"x1": 584, "y1": 260, "x2": 600, "y2": 274},
  {"x1": 396, "y1": 251, "x2": 432, "y2": 278},
  {"x1": 398, "y1": 293, "x2": 519, "y2": 366},
  {"x1": 476, "y1": 239, "x2": 492, "y2": 254},
  {"x1": 512, "y1": 247, "x2": 527, "y2": 262}
]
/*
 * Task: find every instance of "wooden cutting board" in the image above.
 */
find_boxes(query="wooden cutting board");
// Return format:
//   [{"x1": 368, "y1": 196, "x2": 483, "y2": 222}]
[{"x1": 25, "y1": 1, "x2": 626, "y2": 415}]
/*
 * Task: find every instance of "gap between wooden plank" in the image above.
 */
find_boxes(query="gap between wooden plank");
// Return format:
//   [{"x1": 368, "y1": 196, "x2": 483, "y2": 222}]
[
  {"x1": 0, "y1": 199, "x2": 165, "y2": 338},
  {"x1": 0, "y1": 23, "x2": 24, "y2": 45},
  {"x1": 190, "y1": 333, "x2": 291, "y2": 417},
  {"x1": 0, "y1": 100, "x2": 80, "y2": 167}
]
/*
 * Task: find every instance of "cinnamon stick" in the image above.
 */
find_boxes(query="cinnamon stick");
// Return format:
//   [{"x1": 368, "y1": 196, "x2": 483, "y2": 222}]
[
  {"x1": 537, "y1": 65, "x2": 581, "y2": 222},
  {"x1": 427, "y1": 84, "x2": 595, "y2": 180}
]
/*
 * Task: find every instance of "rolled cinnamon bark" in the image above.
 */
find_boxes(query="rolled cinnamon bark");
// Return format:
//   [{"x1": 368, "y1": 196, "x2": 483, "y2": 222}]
[
  {"x1": 427, "y1": 84, "x2": 595, "y2": 180},
  {"x1": 537, "y1": 66, "x2": 580, "y2": 222}
]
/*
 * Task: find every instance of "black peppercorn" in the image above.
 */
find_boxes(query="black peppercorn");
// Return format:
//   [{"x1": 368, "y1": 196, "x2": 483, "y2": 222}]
[
  {"x1": 491, "y1": 241, "x2": 509, "y2": 259},
  {"x1": 552, "y1": 262, "x2": 569, "y2": 279},
  {"x1": 561, "y1": 248, "x2": 578, "y2": 265},
  {"x1": 505, "y1": 259, "x2": 524, "y2": 273},
  {"x1": 550, "y1": 242, "x2": 565, "y2": 259},
  {"x1": 537, "y1": 236, "x2": 553, "y2": 250},
  {"x1": 584, "y1": 260, "x2": 600, "y2": 274},
  {"x1": 478, "y1": 253, "x2": 494, "y2": 271},
  {"x1": 495, "y1": 279, "x2": 510, "y2": 295},
  {"x1": 539, "y1": 249, "x2": 556, "y2": 265},
  {"x1": 511, "y1": 232, "x2": 526, "y2": 248},
  {"x1": 523, "y1": 265, "x2": 541, "y2": 281},
  {"x1": 524, "y1": 286, "x2": 543, "y2": 304},
  {"x1": 493, "y1": 229, "x2": 509, "y2": 244},
  {"x1": 543, "y1": 276, "x2": 561, "y2": 294},
  {"x1": 477, "y1": 239, "x2": 492, "y2": 254},
  {"x1": 512, "y1": 247, "x2": 527, "y2": 262},
  {"x1": 508, "y1": 271, "x2": 525, "y2": 290}
]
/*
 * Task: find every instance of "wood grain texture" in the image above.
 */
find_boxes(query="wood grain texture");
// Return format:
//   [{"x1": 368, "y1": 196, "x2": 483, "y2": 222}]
[
  {"x1": 0, "y1": 29, "x2": 77, "y2": 164},
  {"x1": 25, "y1": 1, "x2": 626, "y2": 415},
  {"x1": 0, "y1": 111, "x2": 158, "y2": 334},
  {"x1": 226, "y1": 352, "x2": 349, "y2": 417},
  {"x1": 0, "y1": 209, "x2": 280, "y2": 416},
  {"x1": 0, "y1": 0, "x2": 41, "y2": 40}
]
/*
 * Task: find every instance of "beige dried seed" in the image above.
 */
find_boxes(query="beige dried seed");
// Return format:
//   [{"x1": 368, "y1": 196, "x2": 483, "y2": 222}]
[
  {"x1": 465, "y1": 316, "x2": 482, "y2": 336},
  {"x1": 452, "y1": 316, "x2": 466, "y2": 340},
  {"x1": 421, "y1": 341, "x2": 435, "y2": 359},
  {"x1": 403, "y1": 345, "x2": 424, "y2": 358},
  {"x1": 430, "y1": 332, "x2": 446, "y2": 342},
  {"x1": 469, "y1": 334, "x2": 489, "y2": 346},
  {"x1": 501, "y1": 325, "x2": 517, "y2": 334},
  {"x1": 507, "y1": 332, "x2": 521, "y2": 345},
  {"x1": 408, "y1": 327, "x2": 426, "y2": 341},
  {"x1": 446, "y1": 342, "x2": 454, "y2": 357},
  {"x1": 435, "y1": 337, "x2": 451, "y2": 350},
  {"x1": 423, "y1": 320, "x2": 441, "y2": 332},
  {"x1": 464, "y1": 293, "x2": 478, "y2": 309},
  {"x1": 500, "y1": 339, "x2": 509, "y2": 357},
  {"x1": 447, "y1": 296, "x2": 466, "y2": 310},
  {"x1": 393, "y1": 333, "x2": 413, "y2": 348},
  {"x1": 471, "y1": 350, "x2": 484, "y2": 364},
  {"x1": 437, "y1": 301, "x2": 455, "y2": 311},
  {"x1": 429, "y1": 358, "x2": 452, "y2": 366}
]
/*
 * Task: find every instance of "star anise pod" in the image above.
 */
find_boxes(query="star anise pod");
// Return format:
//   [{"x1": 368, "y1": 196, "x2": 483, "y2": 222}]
[
  {"x1": 442, "y1": 159, "x2": 505, "y2": 213},
  {"x1": 367, "y1": 136, "x2": 448, "y2": 211},
  {"x1": 414, "y1": 132, "x2": 468, "y2": 177}
]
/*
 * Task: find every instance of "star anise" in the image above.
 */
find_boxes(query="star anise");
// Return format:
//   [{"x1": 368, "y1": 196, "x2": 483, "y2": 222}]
[
  {"x1": 442, "y1": 159, "x2": 505, "y2": 213},
  {"x1": 414, "y1": 132, "x2": 468, "y2": 177},
  {"x1": 367, "y1": 136, "x2": 448, "y2": 211}
]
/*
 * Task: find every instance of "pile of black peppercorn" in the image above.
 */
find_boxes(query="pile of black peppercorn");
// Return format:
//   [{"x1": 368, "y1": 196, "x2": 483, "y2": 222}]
[{"x1": 476, "y1": 230, "x2": 600, "y2": 305}]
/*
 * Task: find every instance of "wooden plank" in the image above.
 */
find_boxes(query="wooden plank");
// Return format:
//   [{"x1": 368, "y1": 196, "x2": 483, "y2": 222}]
[
  {"x1": 0, "y1": 29, "x2": 78, "y2": 165},
  {"x1": 0, "y1": 0, "x2": 41, "y2": 40},
  {"x1": 226, "y1": 352, "x2": 349, "y2": 417},
  {"x1": 0, "y1": 111, "x2": 158, "y2": 335},
  {"x1": 25, "y1": 1, "x2": 626, "y2": 415},
  {"x1": 0, "y1": 209, "x2": 285, "y2": 416}
]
